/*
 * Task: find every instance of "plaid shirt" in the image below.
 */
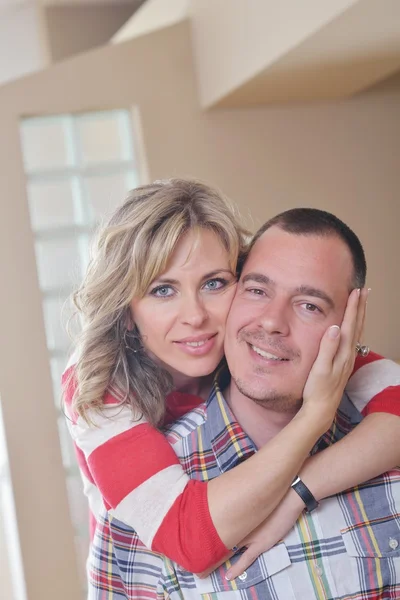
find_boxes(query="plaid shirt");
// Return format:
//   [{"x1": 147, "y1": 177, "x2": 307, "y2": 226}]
[{"x1": 89, "y1": 373, "x2": 400, "y2": 600}]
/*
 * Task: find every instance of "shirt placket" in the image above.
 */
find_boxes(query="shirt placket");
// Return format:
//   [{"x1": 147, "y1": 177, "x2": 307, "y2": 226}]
[{"x1": 294, "y1": 510, "x2": 339, "y2": 600}]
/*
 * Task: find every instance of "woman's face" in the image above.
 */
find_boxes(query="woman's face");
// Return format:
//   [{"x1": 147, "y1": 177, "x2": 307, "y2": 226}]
[{"x1": 130, "y1": 229, "x2": 237, "y2": 382}]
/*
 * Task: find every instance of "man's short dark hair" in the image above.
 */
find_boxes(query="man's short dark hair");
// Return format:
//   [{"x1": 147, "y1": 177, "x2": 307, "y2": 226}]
[{"x1": 250, "y1": 208, "x2": 366, "y2": 288}]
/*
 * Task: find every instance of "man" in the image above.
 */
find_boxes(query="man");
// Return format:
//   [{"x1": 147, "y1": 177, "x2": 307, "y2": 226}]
[{"x1": 90, "y1": 209, "x2": 400, "y2": 599}]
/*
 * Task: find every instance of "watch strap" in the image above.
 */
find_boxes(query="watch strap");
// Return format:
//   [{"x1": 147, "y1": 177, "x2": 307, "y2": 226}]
[{"x1": 291, "y1": 475, "x2": 319, "y2": 512}]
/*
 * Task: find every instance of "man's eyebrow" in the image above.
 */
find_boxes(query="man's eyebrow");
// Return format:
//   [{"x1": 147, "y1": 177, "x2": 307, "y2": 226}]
[
  {"x1": 241, "y1": 273, "x2": 274, "y2": 286},
  {"x1": 295, "y1": 285, "x2": 334, "y2": 308}
]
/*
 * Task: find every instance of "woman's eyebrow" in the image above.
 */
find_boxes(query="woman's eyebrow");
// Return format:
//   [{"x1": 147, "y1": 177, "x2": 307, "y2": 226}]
[
  {"x1": 151, "y1": 278, "x2": 179, "y2": 285},
  {"x1": 153, "y1": 269, "x2": 234, "y2": 286},
  {"x1": 200, "y1": 269, "x2": 235, "y2": 280}
]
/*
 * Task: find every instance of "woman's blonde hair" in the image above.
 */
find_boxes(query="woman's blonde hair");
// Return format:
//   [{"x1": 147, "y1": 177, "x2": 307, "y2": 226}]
[{"x1": 70, "y1": 178, "x2": 249, "y2": 427}]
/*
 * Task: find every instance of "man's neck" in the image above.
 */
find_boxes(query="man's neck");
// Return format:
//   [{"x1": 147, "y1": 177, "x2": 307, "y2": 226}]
[{"x1": 225, "y1": 382, "x2": 298, "y2": 448}]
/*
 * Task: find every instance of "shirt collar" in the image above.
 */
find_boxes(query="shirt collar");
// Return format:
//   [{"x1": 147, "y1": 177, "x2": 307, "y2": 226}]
[{"x1": 206, "y1": 366, "x2": 257, "y2": 474}]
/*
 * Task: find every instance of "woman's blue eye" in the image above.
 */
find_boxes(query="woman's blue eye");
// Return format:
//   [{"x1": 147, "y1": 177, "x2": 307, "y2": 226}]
[
  {"x1": 204, "y1": 278, "x2": 226, "y2": 291},
  {"x1": 151, "y1": 286, "x2": 173, "y2": 297}
]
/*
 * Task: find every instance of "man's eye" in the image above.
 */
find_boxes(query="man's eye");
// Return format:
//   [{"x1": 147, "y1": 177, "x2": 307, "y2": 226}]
[
  {"x1": 204, "y1": 278, "x2": 227, "y2": 291},
  {"x1": 246, "y1": 288, "x2": 265, "y2": 296},
  {"x1": 304, "y1": 303, "x2": 321, "y2": 313},
  {"x1": 151, "y1": 285, "x2": 174, "y2": 297}
]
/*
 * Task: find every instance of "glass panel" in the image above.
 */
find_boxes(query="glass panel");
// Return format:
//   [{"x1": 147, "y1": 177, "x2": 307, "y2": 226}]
[
  {"x1": 20, "y1": 117, "x2": 73, "y2": 173},
  {"x1": 84, "y1": 170, "x2": 138, "y2": 223},
  {"x1": 76, "y1": 111, "x2": 132, "y2": 166},
  {"x1": 50, "y1": 357, "x2": 68, "y2": 406},
  {"x1": 28, "y1": 177, "x2": 83, "y2": 230},
  {"x1": 34, "y1": 236, "x2": 88, "y2": 290},
  {"x1": 42, "y1": 296, "x2": 71, "y2": 352}
]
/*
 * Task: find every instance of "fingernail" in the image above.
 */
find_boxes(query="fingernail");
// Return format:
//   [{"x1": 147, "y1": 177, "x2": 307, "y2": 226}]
[
  {"x1": 328, "y1": 325, "x2": 340, "y2": 339},
  {"x1": 357, "y1": 288, "x2": 361, "y2": 296},
  {"x1": 367, "y1": 288, "x2": 371, "y2": 295},
  {"x1": 225, "y1": 570, "x2": 232, "y2": 581}
]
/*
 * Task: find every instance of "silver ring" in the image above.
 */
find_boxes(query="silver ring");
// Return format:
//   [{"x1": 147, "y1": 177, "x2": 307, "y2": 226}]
[{"x1": 356, "y1": 343, "x2": 370, "y2": 357}]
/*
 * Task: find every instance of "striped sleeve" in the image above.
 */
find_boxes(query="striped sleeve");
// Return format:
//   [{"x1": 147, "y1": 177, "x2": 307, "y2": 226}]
[
  {"x1": 345, "y1": 352, "x2": 400, "y2": 416},
  {"x1": 62, "y1": 364, "x2": 227, "y2": 573}
]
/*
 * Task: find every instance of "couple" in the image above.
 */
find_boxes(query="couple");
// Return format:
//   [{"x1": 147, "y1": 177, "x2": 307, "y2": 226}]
[{"x1": 63, "y1": 179, "x2": 400, "y2": 599}]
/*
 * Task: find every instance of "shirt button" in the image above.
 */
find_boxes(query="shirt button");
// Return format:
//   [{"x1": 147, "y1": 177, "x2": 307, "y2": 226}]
[
  {"x1": 238, "y1": 571, "x2": 248, "y2": 581},
  {"x1": 389, "y1": 538, "x2": 399, "y2": 550},
  {"x1": 315, "y1": 564, "x2": 323, "y2": 577}
]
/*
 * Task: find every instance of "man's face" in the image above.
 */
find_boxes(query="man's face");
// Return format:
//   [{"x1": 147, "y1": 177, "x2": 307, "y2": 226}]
[{"x1": 224, "y1": 226, "x2": 354, "y2": 411}]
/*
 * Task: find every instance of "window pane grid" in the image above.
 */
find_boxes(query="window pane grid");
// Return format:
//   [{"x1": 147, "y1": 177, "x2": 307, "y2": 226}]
[{"x1": 19, "y1": 109, "x2": 140, "y2": 595}]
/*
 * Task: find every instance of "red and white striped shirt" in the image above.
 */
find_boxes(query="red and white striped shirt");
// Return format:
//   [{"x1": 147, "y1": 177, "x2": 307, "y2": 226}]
[{"x1": 62, "y1": 351, "x2": 400, "y2": 573}]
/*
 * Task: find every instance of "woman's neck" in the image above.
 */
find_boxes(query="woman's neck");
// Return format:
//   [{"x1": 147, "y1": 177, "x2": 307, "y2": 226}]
[
  {"x1": 145, "y1": 349, "x2": 215, "y2": 401},
  {"x1": 173, "y1": 372, "x2": 214, "y2": 401}
]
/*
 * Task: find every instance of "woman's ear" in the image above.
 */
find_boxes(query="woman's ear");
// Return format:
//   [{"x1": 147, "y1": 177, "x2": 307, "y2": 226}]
[{"x1": 125, "y1": 307, "x2": 134, "y2": 332}]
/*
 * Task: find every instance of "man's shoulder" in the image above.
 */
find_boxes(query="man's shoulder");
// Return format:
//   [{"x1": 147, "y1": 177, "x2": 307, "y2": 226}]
[
  {"x1": 164, "y1": 376, "x2": 225, "y2": 445},
  {"x1": 164, "y1": 403, "x2": 208, "y2": 445}
]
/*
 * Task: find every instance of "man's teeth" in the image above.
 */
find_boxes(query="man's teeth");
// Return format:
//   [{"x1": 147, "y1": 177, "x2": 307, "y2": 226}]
[
  {"x1": 184, "y1": 340, "x2": 208, "y2": 347},
  {"x1": 251, "y1": 345, "x2": 286, "y2": 360}
]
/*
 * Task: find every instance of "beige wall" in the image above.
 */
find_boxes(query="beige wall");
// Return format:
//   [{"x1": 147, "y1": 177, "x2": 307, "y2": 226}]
[
  {"x1": 112, "y1": 0, "x2": 189, "y2": 43},
  {"x1": 0, "y1": 3, "x2": 48, "y2": 86},
  {"x1": 189, "y1": 0, "x2": 359, "y2": 106},
  {"x1": 45, "y1": 1, "x2": 142, "y2": 62},
  {"x1": 0, "y1": 19, "x2": 399, "y2": 598}
]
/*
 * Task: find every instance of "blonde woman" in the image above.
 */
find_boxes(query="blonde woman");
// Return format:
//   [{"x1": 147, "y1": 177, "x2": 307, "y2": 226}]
[{"x1": 63, "y1": 179, "x2": 400, "y2": 580}]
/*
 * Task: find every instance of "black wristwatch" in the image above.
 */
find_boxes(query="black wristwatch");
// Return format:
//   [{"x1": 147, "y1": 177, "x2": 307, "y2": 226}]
[{"x1": 291, "y1": 475, "x2": 319, "y2": 512}]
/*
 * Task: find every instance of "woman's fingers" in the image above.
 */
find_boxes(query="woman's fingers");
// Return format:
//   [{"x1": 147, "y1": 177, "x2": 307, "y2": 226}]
[
  {"x1": 225, "y1": 546, "x2": 258, "y2": 581},
  {"x1": 335, "y1": 288, "x2": 361, "y2": 364},
  {"x1": 336, "y1": 287, "x2": 368, "y2": 369},
  {"x1": 314, "y1": 324, "x2": 342, "y2": 371},
  {"x1": 196, "y1": 552, "x2": 234, "y2": 579},
  {"x1": 352, "y1": 287, "x2": 368, "y2": 349},
  {"x1": 301, "y1": 324, "x2": 342, "y2": 405}
]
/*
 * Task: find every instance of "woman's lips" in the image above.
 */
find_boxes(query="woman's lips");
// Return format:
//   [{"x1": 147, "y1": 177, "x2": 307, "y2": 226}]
[{"x1": 174, "y1": 333, "x2": 218, "y2": 356}]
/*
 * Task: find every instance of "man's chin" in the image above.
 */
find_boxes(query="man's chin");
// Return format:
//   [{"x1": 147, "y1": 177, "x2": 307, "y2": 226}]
[{"x1": 233, "y1": 377, "x2": 302, "y2": 413}]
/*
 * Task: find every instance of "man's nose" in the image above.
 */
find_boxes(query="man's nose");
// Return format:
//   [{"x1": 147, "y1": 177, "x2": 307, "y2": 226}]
[
  {"x1": 258, "y1": 299, "x2": 290, "y2": 336},
  {"x1": 180, "y1": 295, "x2": 208, "y2": 328}
]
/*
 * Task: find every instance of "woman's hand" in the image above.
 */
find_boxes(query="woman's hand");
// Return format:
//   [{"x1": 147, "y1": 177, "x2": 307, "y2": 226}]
[
  {"x1": 301, "y1": 287, "x2": 368, "y2": 429},
  {"x1": 225, "y1": 488, "x2": 304, "y2": 580},
  {"x1": 199, "y1": 489, "x2": 304, "y2": 580},
  {"x1": 199, "y1": 288, "x2": 369, "y2": 581}
]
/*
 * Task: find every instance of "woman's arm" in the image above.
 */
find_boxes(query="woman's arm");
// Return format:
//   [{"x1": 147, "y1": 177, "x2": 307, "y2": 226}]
[
  {"x1": 222, "y1": 402, "x2": 400, "y2": 580},
  {"x1": 64, "y1": 335, "x2": 337, "y2": 573},
  {"x1": 300, "y1": 412, "x2": 400, "y2": 498},
  {"x1": 64, "y1": 289, "x2": 366, "y2": 572}
]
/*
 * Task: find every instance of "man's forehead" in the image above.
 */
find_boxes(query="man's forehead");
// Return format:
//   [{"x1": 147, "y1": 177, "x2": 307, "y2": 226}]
[{"x1": 241, "y1": 227, "x2": 354, "y2": 295}]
